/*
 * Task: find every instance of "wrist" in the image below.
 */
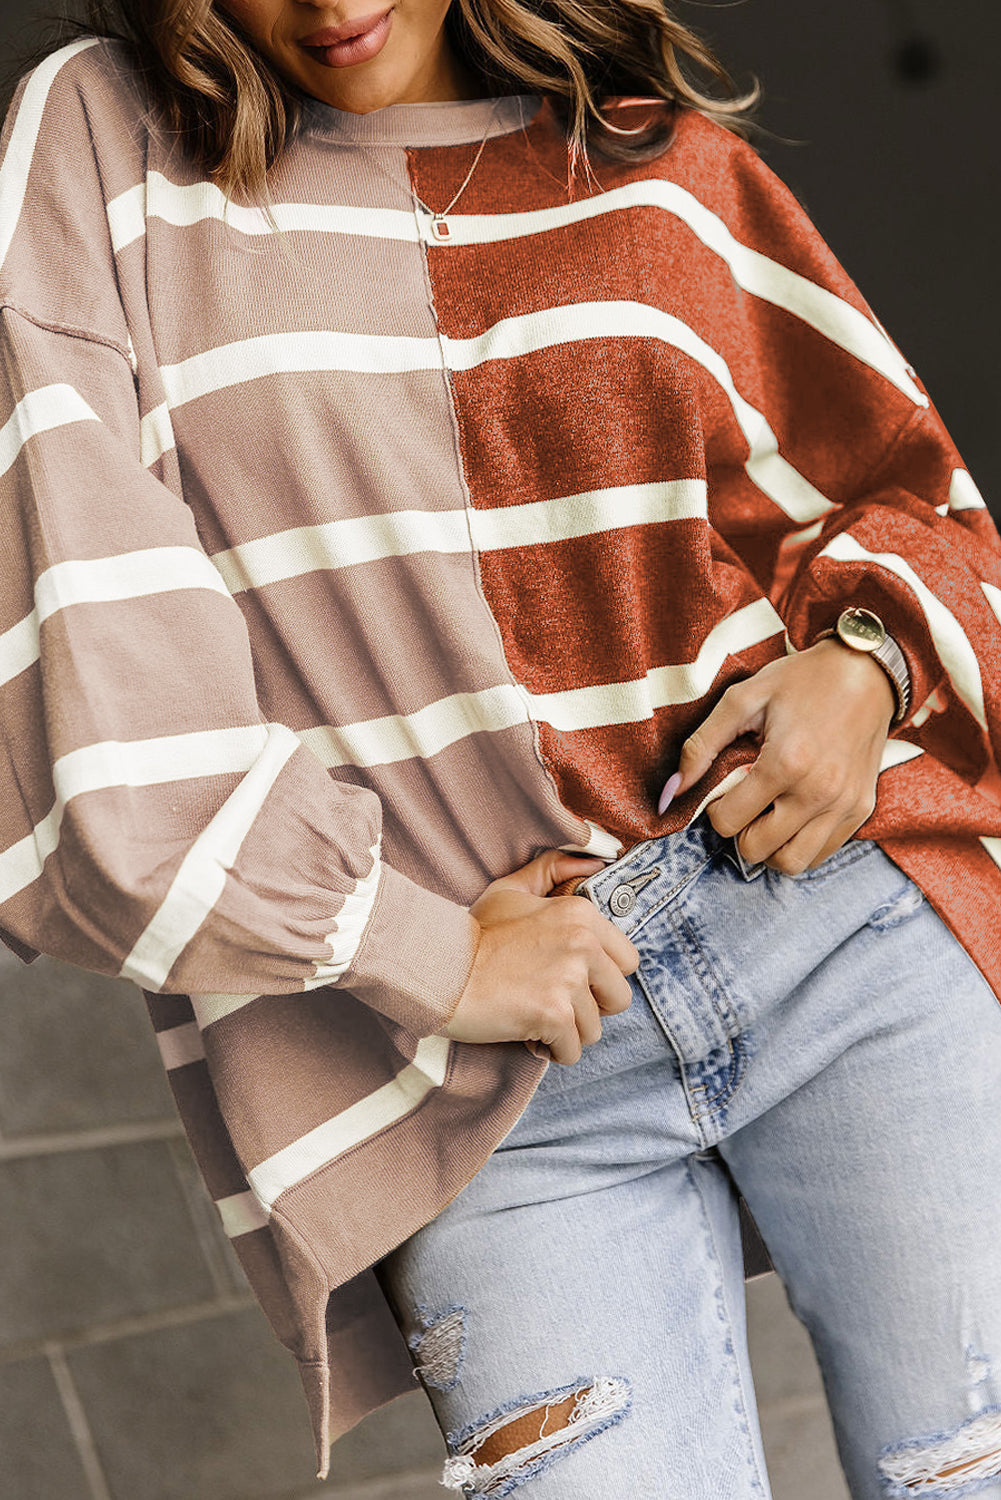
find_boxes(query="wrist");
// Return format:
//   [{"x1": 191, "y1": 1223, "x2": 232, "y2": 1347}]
[{"x1": 814, "y1": 607, "x2": 911, "y2": 725}]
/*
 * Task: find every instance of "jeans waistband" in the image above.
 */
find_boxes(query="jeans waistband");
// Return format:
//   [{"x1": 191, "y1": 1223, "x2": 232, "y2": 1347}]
[{"x1": 572, "y1": 818, "x2": 761, "y2": 934}]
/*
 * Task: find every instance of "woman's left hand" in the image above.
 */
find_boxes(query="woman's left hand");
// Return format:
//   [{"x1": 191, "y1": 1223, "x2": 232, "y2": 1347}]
[{"x1": 668, "y1": 639, "x2": 897, "y2": 874}]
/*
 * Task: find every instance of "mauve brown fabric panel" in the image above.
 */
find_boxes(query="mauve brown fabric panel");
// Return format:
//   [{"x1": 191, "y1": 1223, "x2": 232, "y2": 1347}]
[
  {"x1": 203, "y1": 991, "x2": 420, "y2": 1165},
  {"x1": 234, "y1": 552, "x2": 511, "y2": 728},
  {"x1": 0, "y1": 46, "x2": 140, "y2": 341},
  {"x1": 275, "y1": 1038, "x2": 543, "y2": 1287},
  {"x1": 171, "y1": 366, "x2": 465, "y2": 553},
  {"x1": 145, "y1": 991, "x2": 196, "y2": 1033},
  {"x1": 330, "y1": 726, "x2": 592, "y2": 906}
]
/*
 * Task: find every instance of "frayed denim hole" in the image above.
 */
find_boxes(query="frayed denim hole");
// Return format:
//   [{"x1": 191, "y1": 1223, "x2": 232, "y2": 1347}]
[
  {"x1": 867, "y1": 882, "x2": 925, "y2": 932},
  {"x1": 442, "y1": 1377, "x2": 632, "y2": 1496},
  {"x1": 407, "y1": 1303, "x2": 467, "y2": 1392},
  {"x1": 877, "y1": 1405, "x2": 1001, "y2": 1496}
]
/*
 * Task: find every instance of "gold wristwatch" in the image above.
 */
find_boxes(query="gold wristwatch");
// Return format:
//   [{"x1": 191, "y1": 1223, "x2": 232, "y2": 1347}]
[{"x1": 817, "y1": 607, "x2": 911, "y2": 724}]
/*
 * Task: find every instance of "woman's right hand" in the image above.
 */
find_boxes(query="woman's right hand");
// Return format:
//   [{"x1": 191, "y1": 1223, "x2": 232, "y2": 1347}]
[{"x1": 443, "y1": 851, "x2": 639, "y2": 1066}]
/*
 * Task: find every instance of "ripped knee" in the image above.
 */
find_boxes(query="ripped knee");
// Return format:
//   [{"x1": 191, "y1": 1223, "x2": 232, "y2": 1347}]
[
  {"x1": 879, "y1": 1408, "x2": 1001, "y2": 1495},
  {"x1": 441, "y1": 1376, "x2": 632, "y2": 1495}
]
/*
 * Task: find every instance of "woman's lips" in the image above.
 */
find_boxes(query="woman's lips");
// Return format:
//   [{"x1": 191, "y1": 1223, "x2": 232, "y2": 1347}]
[{"x1": 300, "y1": 10, "x2": 393, "y2": 68}]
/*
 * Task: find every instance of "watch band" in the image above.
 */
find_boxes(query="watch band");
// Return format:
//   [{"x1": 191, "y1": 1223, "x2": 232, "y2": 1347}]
[{"x1": 816, "y1": 608, "x2": 911, "y2": 724}]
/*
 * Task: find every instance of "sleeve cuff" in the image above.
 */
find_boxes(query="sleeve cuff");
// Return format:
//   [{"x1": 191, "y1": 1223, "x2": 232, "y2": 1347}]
[{"x1": 340, "y1": 863, "x2": 479, "y2": 1037}]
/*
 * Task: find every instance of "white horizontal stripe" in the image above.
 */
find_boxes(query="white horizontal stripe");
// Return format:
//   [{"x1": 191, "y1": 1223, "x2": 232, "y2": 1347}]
[
  {"x1": 211, "y1": 480, "x2": 707, "y2": 595},
  {"x1": 157, "y1": 307, "x2": 827, "y2": 522},
  {"x1": 1, "y1": 384, "x2": 99, "y2": 479},
  {"x1": 297, "y1": 603, "x2": 783, "y2": 776},
  {"x1": 981, "y1": 836, "x2": 1001, "y2": 874},
  {"x1": 0, "y1": 613, "x2": 40, "y2": 690},
  {"x1": 106, "y1": 183, "x2": 147, "y2": 255},
  {"x1": 139, "y1": 402, "x2": 176, "y2": 468},
  {"x1": 0, "y1": 725, "x2": 271, "y2": 905},
  {"x1": 561, "y1": 822, "x2": 623, "y2": 862},
  {"x1": 949, "y1": 469, "x2": 987, "y2": 511},
  {"x1": 434, "y1": 182, "x2": 924, "y2": 406},
  {"x1": 155, "y1": 1021, "x2": 205, "y2": 1071},
  {"x1": 213, "y1": 509, "x2": 471, "y2": 594},
  {"x1": 0, "y1": 804, "x2": 61, "y2": 906},
  {"x1": 106, "y1": 171, "x2": 419, "y2": 253},
  {"x1": 305, "y1": 841, "x2": 382, "y2": 988},
  {"x1": 0, "y1": 40, "x2": 101, "y2": 274},
  {"x1": 819, "y1": 532, "x2": 987, "y2": 730},
  {"x1": 120, "y1": 723, "x2": 300, "y2": 989},
  {"x1": 1, "y1": 547, "x2": 233, "y2": 692},
  {"x1": 160, "y1": 330, "x2": 443, "y2": 410},
  {"x1": 53, "y1": 724, "x2": 270, "y2": 806},
  {"x1": 981, "y1": 581, "x2": 1001, "y2": 629},
  {"x1": 35, "y1": 547, "x2": 231, "y2": 622},
  {"x1": 298, "y1": 683, "x2": 533, "y2": 771},
  {"x1": 879, "y1": 740, "x2": 924, "y2": 770},
  {"x1": 469, "y1": 479, "x2": 708, "y2": 550},
  {"x1": 215, "y1": 1189, "x2": 270, "y2": 1238},
  {"x1": 190, "y1": 990, "x2": 263, "y2": 1028},
  {"x1": 530, "y1": 598, "x2": 786, "y2": 732},
  {"x1": 105, "y1": 168, "x2": 919, "y2": 407},
  {"x1": 443, "y1": 304, "x2": 834, "y2": 524},
  {"x1": 247, "y1": 1034, "x2": 451, "y2": 1210}
]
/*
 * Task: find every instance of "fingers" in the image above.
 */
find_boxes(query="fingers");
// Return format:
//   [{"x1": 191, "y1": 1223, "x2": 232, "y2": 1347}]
[
  {"x1": 489, "y1": 848, "x2": 607, "y2": 899},
  {"x1": 674, "y1": 679, "x2": 765, "y2": 795}
]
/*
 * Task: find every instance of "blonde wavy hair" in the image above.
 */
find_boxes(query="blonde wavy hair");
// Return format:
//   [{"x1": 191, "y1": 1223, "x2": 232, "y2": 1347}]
[{"x1": 20, "y1": 0, "x2": 755, "y2": 200}]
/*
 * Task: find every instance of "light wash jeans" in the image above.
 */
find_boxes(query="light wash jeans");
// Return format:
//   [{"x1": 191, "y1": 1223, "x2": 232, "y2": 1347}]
[{"x1": 377, "y1": 820, "x2": 1001, "y2": 1499}]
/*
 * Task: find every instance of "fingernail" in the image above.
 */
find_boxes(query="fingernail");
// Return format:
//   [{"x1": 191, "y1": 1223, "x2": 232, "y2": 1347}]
[{"x1": 657, "y1": 772, "x2": 683, "y2": 816}]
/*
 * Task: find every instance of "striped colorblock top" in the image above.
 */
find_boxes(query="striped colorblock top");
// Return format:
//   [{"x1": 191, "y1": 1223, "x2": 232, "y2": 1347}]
[{"x1": 2, "y1": 39, "x2": 1000, "y2": 1473}]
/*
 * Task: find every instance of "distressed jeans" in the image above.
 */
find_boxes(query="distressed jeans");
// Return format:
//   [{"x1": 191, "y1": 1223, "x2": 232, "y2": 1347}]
[{"x1": 376, "y1": 820, "x2": 1001, "y2": 1499}]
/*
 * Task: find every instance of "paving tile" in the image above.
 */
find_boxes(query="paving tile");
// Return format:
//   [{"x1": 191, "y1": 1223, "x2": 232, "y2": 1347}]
[
  {"x1": 759, "y1": 1399, "x2": 851, "y2": 1500},
  {"x1": 0, "y1": 947, "x2": 174, "y2": 1136},
  {"x1": 0, "y1": 1141, "x2": 215, "y2": 1345},
  {"x1": 166, "y1": 1136, "x2": 249, "y2": 1298},
  {"x1": 305, "y1": 1473, "x2": 445, "y2": 1500},
  {"x1": 747, "y1": 1270, "x2": 851, "y2": 1499},
  {"x1": 321, "y1": 1391, "x2": 445, "y2": 1488},
  {"x1": 746, "y1": 1269, "x2": 827, "y2": 1407},
  {"x1": 69, "y1": 1308, "x2": 446, "y2": 1500},
  {"x1": 0, "y1": 1355, "x2": 92, "y2": 1500},
  {"x1": 68, "y1": 1306, "x2": 325, "y2": 1500}
]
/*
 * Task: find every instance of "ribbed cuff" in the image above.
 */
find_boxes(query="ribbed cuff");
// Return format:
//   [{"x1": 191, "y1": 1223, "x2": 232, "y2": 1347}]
[{"x1": 341, "y1": 864, "x2": 479, "y2": 1036}]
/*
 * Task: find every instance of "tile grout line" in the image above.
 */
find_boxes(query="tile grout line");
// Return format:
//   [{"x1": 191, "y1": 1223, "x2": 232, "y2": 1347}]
[
  {"x1": 2, "y1": 1291, "x2": 257, "y2": 1366},
  {"x1": 166, "y1": 1135, "x2": 240, "y2": 1299},
  {"x1": 0, "y1": 1117, "x2": 184, "y2": 1160},
  {"x1": 46, "y1": 1342, "x2": 115, "y2": 1500}
]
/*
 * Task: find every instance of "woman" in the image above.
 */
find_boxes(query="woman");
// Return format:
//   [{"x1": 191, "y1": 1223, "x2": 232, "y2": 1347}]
[{"x1": 2, "y1": 1, "x2": 1000, "y2": 1494}]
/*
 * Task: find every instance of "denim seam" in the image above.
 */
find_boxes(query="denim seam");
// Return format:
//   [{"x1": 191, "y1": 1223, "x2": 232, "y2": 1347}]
[
  {"x1": 670, "y1": 901, "x2": 740, "y2": 1040},
  {"x1": 688, "y1": 1032, "x2": 752, "y2": 1117},
  {"x1": 688, "y1": 1161, "x2": 771, "y2": 1499},
  {"x1": 620, "y1": 855, "x2": 716, "y2": 939}
]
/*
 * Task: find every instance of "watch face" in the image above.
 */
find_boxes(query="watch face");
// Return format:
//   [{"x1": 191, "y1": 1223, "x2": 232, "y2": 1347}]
[{"x1": 837, "y1": 608, "x2": 885, "y2": 651}]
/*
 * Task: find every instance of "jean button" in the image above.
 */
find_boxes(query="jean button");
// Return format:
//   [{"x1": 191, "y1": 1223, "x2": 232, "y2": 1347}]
[{"x1": 609, "y1": 884, "x2": 637, "y2": 916}]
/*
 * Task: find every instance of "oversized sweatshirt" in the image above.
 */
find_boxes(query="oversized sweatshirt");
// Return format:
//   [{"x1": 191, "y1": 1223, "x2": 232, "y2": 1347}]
[{"x1": 2, "y1": 37, "x2": 1001, "y2": 1478}]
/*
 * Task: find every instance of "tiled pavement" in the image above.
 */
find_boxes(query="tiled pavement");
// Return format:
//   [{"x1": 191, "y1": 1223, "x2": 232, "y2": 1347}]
[{"x1": 0, "y1": 948, "x2": 849, "y2": 1500}]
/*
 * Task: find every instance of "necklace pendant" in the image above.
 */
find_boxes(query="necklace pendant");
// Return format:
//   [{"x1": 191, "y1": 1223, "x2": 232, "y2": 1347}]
[{"x1": 430, "y1": 216, "x2": 451, "y2": 242}]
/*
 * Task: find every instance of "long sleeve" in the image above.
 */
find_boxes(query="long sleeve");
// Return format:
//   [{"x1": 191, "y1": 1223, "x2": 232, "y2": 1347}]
[
  {"x1": 0, "y1": 53, "x2": 477, "y2": 1034},
  {"x1": 694, "y1": 124, "x2": 1001, "y2": 800}
]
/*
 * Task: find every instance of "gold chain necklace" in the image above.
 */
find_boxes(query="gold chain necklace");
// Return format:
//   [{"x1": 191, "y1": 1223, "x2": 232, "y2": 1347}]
[{"x1": 348, "y1": 95, "x2": 526, "y2": 241}]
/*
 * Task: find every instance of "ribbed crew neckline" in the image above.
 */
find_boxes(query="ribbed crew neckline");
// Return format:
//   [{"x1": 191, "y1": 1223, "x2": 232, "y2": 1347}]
[{"x1": 301, "y1": 92, "x2": 543, "y2": 147}]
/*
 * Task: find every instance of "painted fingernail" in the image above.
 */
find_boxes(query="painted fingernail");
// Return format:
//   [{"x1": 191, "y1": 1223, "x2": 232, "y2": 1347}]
[{"x1": 658, "y1": 772, "x2": 683, "y2": 816}]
